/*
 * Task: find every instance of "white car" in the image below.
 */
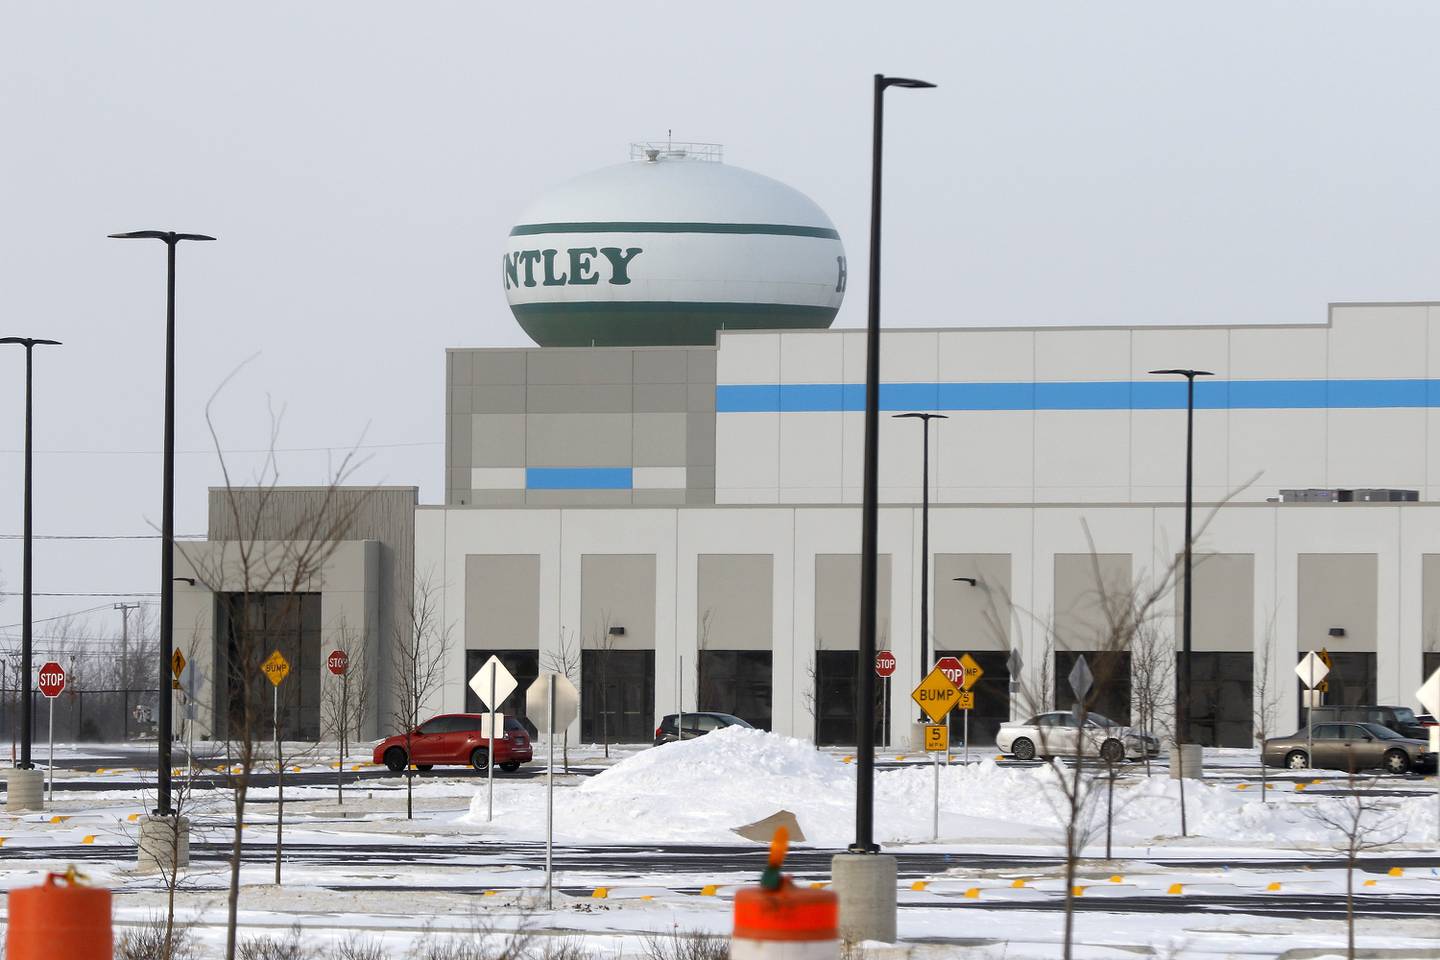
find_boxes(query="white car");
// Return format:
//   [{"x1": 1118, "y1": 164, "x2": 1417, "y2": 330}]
[{"x1": 995, "y1": 711, "x2": 1160, "y2": 762}]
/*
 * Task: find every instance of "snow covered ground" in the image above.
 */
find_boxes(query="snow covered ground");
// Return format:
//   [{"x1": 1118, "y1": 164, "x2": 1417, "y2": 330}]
[{"x1": 2, "y1": 728, "x2": 1438, "y2": 958}]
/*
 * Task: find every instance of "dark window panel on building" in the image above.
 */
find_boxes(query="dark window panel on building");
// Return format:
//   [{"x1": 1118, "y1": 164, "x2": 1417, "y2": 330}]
[
  {"x1": 697, "y1": 650, "x2": 772, "y2": 730},
  {"x1": 1296, "y1": 651, "x2": 1376, "y2": 726},
  {"x1": 814, "y1": 650, "x2": 885, "y2": 747},
  {"x1": 1054, "y1": 650, "x2": 1131, "y2": 725},
  {"x1": 216, "y1": 592, "x2": 322, "y2": 741},
  {"x1": 935, "y1": 649, "x2": 1011, "y2": 746},
  {"x1": 464, "y1": 649, "x2": 539, "y2": 735},
  {"x1": 1177, "y1": 652, "x2": 1253, "y2": 747},
  {"x1": 581, "y1": 649, "x2": 655, "y2": 743}
]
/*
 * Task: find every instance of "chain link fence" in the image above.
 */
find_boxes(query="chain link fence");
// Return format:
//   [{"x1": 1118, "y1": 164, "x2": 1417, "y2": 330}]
[{"x1": 0, "y1": 685, "x2": 160, "y2": 749}]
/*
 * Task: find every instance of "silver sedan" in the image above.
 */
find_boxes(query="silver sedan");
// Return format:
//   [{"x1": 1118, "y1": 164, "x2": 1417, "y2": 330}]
[{"x1": 996, "y1": 711, "x2": 1160, "y2": 762}]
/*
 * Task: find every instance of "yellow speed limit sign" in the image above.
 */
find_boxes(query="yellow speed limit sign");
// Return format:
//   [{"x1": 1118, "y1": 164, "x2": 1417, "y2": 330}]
[
  {"x1": 924, "y1": 724, "x2": 949, "y2": 752},
  {"x1": 956, "y1": 690, "x2": 975, "y2": 710}
]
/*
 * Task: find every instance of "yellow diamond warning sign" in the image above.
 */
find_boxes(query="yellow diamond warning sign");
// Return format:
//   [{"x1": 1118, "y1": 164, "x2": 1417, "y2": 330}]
[
  {"x1": 912, "y1": 666, "x2": 960, "y2": 723},
  {"x1": 171, "y1": 649, "x2": 187, "y2": 680},
  {"x1": 958, "y1": 653, "x2": 983, "y2": 691},
  {"x1": 261, "y1": 650, "x2": 291, "y2": 687}
]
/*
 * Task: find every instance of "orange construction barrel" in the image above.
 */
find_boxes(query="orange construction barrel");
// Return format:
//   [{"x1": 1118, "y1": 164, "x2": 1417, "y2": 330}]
[
  {"x1": 6, "y1": 869, "x2": 112, "y2": 960},
  {"x1": 732, "y1": 827, "x2": 838, "y2": 960}
]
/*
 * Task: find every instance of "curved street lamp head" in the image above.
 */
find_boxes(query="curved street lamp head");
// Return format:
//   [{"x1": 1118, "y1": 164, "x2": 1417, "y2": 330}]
[
  {"x1": 892, "y1": 411, "x2": 949, "y2": 421},
  {"x1": 108, "y1": 230, "x2": 216, "y2": 243},
  {"x1": 1148, "y1": 369, "x2": 1215, "y2": 379},
  {"x1": 0, "y1": 338, "x2": 61, "y2": 348},
  {"x1": 952, "y1": 577, "x2": 979, "y2": 587},
  {"x1": 881, "y1": 76, "x2": 938, "y2": 90}
]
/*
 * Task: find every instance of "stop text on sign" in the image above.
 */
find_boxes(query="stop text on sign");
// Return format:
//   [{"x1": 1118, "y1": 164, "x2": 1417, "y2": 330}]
[
  {"x1": 874, "y1": 650, "x2": 896, "y2": 678},
  {"x1": 38, "y1": 661, "x2": 66, "y2": 698},
  {"x1": 327, "y1": 649, "x2": 349, "y2": 676}
]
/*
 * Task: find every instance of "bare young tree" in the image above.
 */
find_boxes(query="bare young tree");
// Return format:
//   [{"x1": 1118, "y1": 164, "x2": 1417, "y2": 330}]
[
  {"x1": 1303, "y1": 768, "x2": 1404, "y2": 960},
  {"x1": 542, "y1": 627, "x2": 581, "y2": 772},
  {"x1": 695, "y1": 607, "x2": 714, "y2": 716},
  {"x1": 1252, "y1": 612, "x2": 1281, "y2": 802},
  {"x1": 802, "y1": 636, "x2": 824, "y2": 748},
  {"x1": 388, "y1": 573, "x2": 453, "y2": 819},
  {"x1": 1130, "y1": 618, "x2": 1175, "y2": 777},
  {"x1": 321, "y1": 615, "x2": 369, "y2": 805},
  {"x1": 584, "y1": 611, "x2": 618, "y2": 758},
  {"x1": 180, "y1": 389, "x2": 367, "y2": 960}
]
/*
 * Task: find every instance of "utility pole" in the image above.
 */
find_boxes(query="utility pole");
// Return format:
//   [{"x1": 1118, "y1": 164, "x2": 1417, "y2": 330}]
[{"x1": 114, "y1": 603, "x2": 140, "y2": 687}]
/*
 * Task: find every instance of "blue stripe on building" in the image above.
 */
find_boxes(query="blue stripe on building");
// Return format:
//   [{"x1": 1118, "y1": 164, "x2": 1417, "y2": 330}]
[
  {"x1": 525, "y1": 467, "x2": 633, "y2": 490},
  {"x1": 714, "y1": 378, "x2": 1440, "y2": 413}
]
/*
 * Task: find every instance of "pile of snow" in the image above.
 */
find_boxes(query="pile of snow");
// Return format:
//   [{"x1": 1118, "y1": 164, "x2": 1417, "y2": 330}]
[{"x1": 462, "y1": 727, "x2": 1439, "y2": 850}]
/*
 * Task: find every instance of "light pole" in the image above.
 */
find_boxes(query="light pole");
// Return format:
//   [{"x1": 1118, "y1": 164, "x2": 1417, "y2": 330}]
[
  {"x1": 109, "y1": 229, "x2": 214, "y2": 817},
  {"x1": 894, "y1": 412, "x2": 947, "y2": 715},
  {"x1": 854, "y1": 73, "x2": 934, "y2": 857},
  {"x1": 833, "y1": 72, "x2": 935, "y2": 947},
  {"x1": 1148, "y1": 369, "x2": 1213, "y2": 764},
  {"x1": 1, "y1": 337, "x2": 61, "y2": 772}
]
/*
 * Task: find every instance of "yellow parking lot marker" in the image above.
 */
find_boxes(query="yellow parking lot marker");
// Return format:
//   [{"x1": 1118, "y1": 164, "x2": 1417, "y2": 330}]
[
  {"x1": 910, "y1": 881, "x2": 928, "y2": 891},
  {"x1": 895, "y1": 755, "x2": 906, "y2": 761},
  {"x1": 81, "y1": 835, "x2": 95, "y2": 845},
  {"x1": 1109, "y1": 875, "x2": 1123, "y2": 883},
  {"x1": 1236, "y1": 783, "x2": 1249, "y2": 790},
  {"x1": 0, "y1": 837, "x2": 7, "y2": 847},
  {"x1": 49, "y1": 815, "x2": 69, "y2": 824},
  {"x1": 1167, "y1": 883, "x2": 1183, "y2": 895},
  {"x1": 641, "y1": 895, "x2": 654, "y2": 901},
  {"x1": 1267, "y1": 882, "x2": 1282, "y2": 891},
  {"x1": 127, "y1": 813, "x2": 141, "y2": 822},
  {"x1": 1011, "y1": 878, "x2": 1028, "y2": 888},
  {"x1": 1363, "y1": 879, "x2": 1377, "y2": 887},
  {"x1": 591, "y1": 887, "x2": 607, "y2": 899},
  {"x1": 808, "y1": 881, "x2": 827, "y2": 890},
  {"x1": 1072, "y1": 886, "x2": 1085, "y2": 897},
  {"x1": 1294, "y1": 783, "x2": 1307, "y2": 792},
  {"x1": 482, "y1": 890, "x2": 498, "y2": 897},
  {"x1": 1388, "y1": 867, "x2": 1403, "y2": 877},
  {"x1": 700, "y1": 884, "x2": 719, "y2": 896},
  {"x1": 964, "y1": 887, "x2": 981, "y2": 899}
]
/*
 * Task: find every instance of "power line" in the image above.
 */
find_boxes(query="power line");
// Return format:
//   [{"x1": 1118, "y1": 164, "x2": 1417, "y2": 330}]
[
  {"x1": 0, "y1": 603, "x2": 146, "y2": 630},
  {"x1": 0, "y1": 534, "x2": 206, "y2": 540},
  {"x1": 0, "y1": 591, "x2": 161, "y2": 598},
  {"x1": 0, "y1": 440, "x2": 440, "y2": 456}
]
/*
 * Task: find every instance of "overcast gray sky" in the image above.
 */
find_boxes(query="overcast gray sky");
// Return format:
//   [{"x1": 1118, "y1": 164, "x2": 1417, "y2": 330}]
[{"x1": 3, "y1": 2, "x2": 1439, "y2": 643}]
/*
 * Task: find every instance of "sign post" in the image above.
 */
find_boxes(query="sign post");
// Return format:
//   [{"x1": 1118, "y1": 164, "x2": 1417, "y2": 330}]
[
  {"x1": 1294, "y1": 651, "x2": 1329, "y2": 769},
  {"x1": 912, "y1": 666, "x2": 960, "y2": 842},
  {"x1": 261, "y1": 649, "x2": 290, "y2": 886},
  {"x1": 526, "y1": 671, "x2": 579, "y2": 908},
  {"x1": 469, "y1": 656, "x2": 517, "y2": 823},
  {"x1": 875, "y1": 651, "x2": 895, "y2": 748},
  {"x1": 957, "y1": 654, "x2": 983, "y2": 765},
  {"x1": 37, "y1": 661, "x2": 65, "y2": 802},
  {"x1": 327, "y1": 649, "x2": 349, "y2": 804},
  {"x1": 1414, "y1": 667, "x2": 1440, "y2": 842}
]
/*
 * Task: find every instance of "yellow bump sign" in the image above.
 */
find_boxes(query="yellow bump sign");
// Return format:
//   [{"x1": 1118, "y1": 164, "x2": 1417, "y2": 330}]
[
  {"x1": 911, "y1": 666, "x2": 960, "y2": 723},
  {"x1": 261, "y1": 650, "x2": 290, "y2": 687},
  {"x1": 958, "y1": 653, "x2": 983, "y2": 691},
  {"x1": 924, "y1": 724, "x2": 949, "y2": 752}
]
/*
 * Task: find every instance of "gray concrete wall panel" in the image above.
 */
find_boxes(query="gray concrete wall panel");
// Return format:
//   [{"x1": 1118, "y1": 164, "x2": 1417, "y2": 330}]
[
  {"x1": 1176, "y1": 553, "x2": 1255, "y2": 652},
  {"x1": 465, "y1": 554, "x2": 541, "y2": 650},
  {"x1": 815, "y1": 554, "x2": 893, "y2": 651},
  {"x1": 633, "y1": 413, "x2": 688, "y2": 466},
  {"x1": 1053, "y1": 553, "x2": 1134, "y2": 650},
  {"x1": 698, "y1": 554, "x2": 775, "y2": 651},
  {"x1": 1298, "y1": 553, "x2": 1377, "y2": 652},
  {"x1": 526, "y1": 413, "x2": 632, "y2": 466},
  {"x1": 581, "y1": 554, "x2": 657, "y2": 650},
  {"x1": 471, "y1": 414, "x2": 527, "y2": 466},
  {"x1": 935, "y1": 554, "x2": 1012, "y2": 651}
]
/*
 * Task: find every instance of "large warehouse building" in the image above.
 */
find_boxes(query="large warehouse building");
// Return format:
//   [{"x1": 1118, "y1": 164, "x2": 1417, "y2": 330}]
[{"x1": 176, "y1": 143, "x2": 1440, "y2": 750}]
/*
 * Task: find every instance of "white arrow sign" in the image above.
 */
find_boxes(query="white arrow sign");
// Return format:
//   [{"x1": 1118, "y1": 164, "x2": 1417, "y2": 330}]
[
  {"x1": 1068, "y1": 655, "x2": 1093, "y2": 703},
  {"x1": 1294, "y1": 651, "x2": 1330, "y2": 689},
  {"x1": 469, "y1": 656, "x2": 517, "y2": 710},
  {"x1": 1416, "y1": 667, "x2": 1440, "y2": 719}
]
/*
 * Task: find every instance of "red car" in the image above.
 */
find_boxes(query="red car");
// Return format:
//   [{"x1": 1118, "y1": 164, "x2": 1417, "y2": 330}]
[{"x1": 374, "y1": 713, "x2": 532, "y2": 772}]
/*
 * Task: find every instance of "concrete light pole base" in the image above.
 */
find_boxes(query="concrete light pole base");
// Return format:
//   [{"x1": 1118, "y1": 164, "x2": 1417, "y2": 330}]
[
  {"x1": 5, "y1": 768, "x2": 44, "y2": 811},
  {"x1": 1169, "y1": 742, "x2": 1204, "y2": 780},
  {"x1": 830, "y1": 853, "x2": 897, "y2": 944},
  {"x1": 137, "y1": 814, "x2": 190, "y2": 873}
]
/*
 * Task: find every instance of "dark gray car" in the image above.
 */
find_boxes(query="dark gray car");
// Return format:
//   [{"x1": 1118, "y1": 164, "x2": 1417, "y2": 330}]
[{"x1": 1261, "y1": 721, "x2": 1434, "y2": 774}]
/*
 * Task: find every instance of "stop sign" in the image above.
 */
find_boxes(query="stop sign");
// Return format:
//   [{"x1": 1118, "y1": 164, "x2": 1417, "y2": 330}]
[
  {"x1": 934, "y1": 656, "x2": 963, "y2": 688},
  {"x1": 327, "y1": 649, "x2": 349, "y2": 676},
  {"x1": 874, "y1": 650, "x2": 896, "y2": 678},
  {"x1": 37, "y1": 661, "x2": 66, "y2": 699}
]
